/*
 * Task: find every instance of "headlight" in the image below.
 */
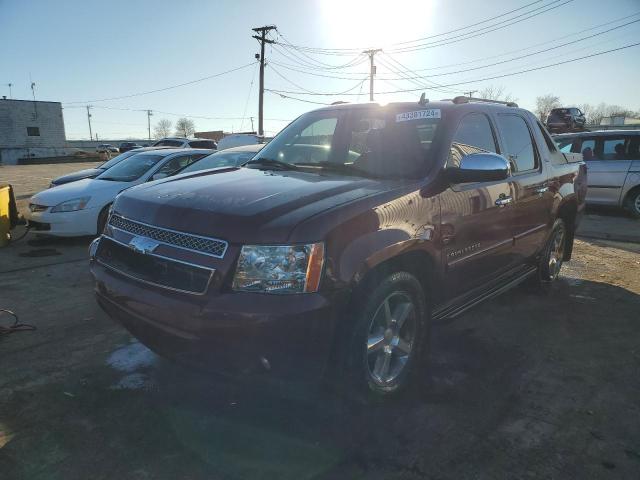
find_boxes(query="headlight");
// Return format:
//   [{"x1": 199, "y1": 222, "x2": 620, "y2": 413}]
[
  {"x1": 50, "y1": 197, "x2": 91, "y2": 213},
  {"x1": 232, "y1": 243, "x2": 324, "y2": 294}
]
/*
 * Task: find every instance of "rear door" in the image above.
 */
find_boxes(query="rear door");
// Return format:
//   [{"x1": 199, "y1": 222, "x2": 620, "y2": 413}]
[
  {"x1": 495, "y1": 113, "x2": 553, "y2": 262},
  {"x1": 574, "y1": 135, "x2": 632, "y2": 205},
  {"x1": 439, "y1": 112, "x2": 516, "y2": 300}
]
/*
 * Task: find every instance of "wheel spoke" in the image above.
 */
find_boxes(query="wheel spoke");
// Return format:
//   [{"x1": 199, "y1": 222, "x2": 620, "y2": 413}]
[
  {"x1": 373, "y1": 350, "x2": 392, "y2": 382},
  {"x1": 383, "y1": 298, "x2": 392, "y2": 326},
  {"x1": 396, "y1": 337, "x2": 412, "y2": 355},
  {"x1": 367, "y1": 334, "x2": 385, "y2": 354},
  {"x1": 393, "y1": 302, "x2": 414, "y2": 328}
]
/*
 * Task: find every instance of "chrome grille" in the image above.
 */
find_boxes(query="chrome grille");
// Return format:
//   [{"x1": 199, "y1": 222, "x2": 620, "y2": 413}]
[{"x1": 108, "y1": 214, "x2": 227, "y2": 258}]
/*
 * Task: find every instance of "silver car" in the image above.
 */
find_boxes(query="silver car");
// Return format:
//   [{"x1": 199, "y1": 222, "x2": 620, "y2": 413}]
[{"x1": 555, "y1": 130, "x2": 640, "y2": 217}]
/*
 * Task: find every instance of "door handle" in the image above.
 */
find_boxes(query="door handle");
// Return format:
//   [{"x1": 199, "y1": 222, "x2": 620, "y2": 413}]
[
  {"x1": 534, "y1": 186, "x2": 549, "y2": 195},
  {"x1": 495, "y1": 195, "x2": 513, "y2": 206}
]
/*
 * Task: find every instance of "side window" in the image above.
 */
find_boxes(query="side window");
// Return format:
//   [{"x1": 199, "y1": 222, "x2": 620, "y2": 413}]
[
  {"x1": 156, "y1": 154, "x2": 198, "y2": 176},
  {"x1": 536, "y1": 120, "x2": 557, "y2": 152},
  {"x1": 628, "y1": 136, "x2": 640, "y2": 159},
  {"x1": 577, "y1": 139, "x2": 596, "y2": 160},
  {"x1": 496, "y1": 114, "x2": 537, "y2": 173},
  {"x1": 448, "y1": 113, "x2": 497, "y2": 167},
  {"x1": 600, "y1": 138, "x2": 627, "y2": 160},
  {"x1": 283, "y1": 117, "x2": 338, "y2": 164}
]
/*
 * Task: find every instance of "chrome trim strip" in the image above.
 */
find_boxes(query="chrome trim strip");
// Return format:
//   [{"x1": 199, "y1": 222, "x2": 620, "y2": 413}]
[
  {"x1": 96, "y1": 236, "x2": 215, "y2": 296},
  {"x1": 109, "y1": 213, "x2": 228, "y2": 258},
  {"x1": 514, "y1": 224, "x2": 547, "y2": 241},
  {"x1": 447, "y1": 237, "x2": 513, "y2": 268}
]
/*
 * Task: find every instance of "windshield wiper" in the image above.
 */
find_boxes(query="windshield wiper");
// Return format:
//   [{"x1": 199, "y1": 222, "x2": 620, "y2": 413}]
[
  {"x1": 296, "y1": 162, "x2": 374, "y2": 178},
  {"x1": 245, "y1": 157, "x2": 299, "y2": 171}
]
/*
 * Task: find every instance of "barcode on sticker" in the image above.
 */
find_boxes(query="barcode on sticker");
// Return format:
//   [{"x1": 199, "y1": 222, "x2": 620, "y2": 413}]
[{"x1": 396, "y1": 109, "x2": 441, "y2": 122}]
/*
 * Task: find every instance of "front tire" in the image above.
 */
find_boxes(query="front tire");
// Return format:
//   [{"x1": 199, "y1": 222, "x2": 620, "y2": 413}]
[{"x1": 345, "y1": 271, "x2": 429, "y2": 399}]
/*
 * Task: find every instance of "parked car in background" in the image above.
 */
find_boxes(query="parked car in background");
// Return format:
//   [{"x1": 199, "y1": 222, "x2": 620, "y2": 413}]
[
  {"x1": 554, "y1": 130, "x2": 640, "y2": 217},
  {"x1": 90, "y1": 98, "x2": 587, "y2": 398},
  {"x1": 177, "y1": 144, "x2": 263, "y2": 174},
  {"x1": 216, "y1": 133, "x2": 261, "y2": 150},
  {"x1": 119, "y1": 142, "x2": 143, "y2": 153},
  {"x1": 546, "y1": 107, "x2": 586, "y2": 133},
  {"x1": 49, "y1": 147, "x2": 170, "y2": 187},
  {"x1": 96, "y1": 144, "x2": 119, "y2": 153},
  {"x1": 26, "y1": 149, "x2": 211, "y2": 236},
  {"x1": 152, "y1": 137, "x2": 217, "y2": 149}
]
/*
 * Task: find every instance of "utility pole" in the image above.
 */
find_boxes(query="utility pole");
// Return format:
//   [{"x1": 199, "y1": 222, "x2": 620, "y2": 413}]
[
  {"x1": 146, "y1": 110, "x2": 153, "y2": 141},
  {"x1": 86, "y1": 105, "x2": 93, "y2": 141},
  {"x1": 363, "y1": 49, "x2": 382, "y2": 101},
  {"x1": 464, "y1": 90, "x2": 477, "y2": 98},
  {"x1": 252, "y1": 25, "x2": 276, "y2": 137},
  {"x1": 250, "y1": 116, "x2": 254, "y2": 132},
  {"x1": 6, "y1": 83, "x2": 12, "y2": 99}
]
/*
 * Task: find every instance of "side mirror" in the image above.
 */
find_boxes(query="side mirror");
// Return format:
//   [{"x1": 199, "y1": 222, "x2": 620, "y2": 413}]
[
  {"x1": 446, "y1": 152, "x2": 511, "y2": 183},
  {"x1": 150, "y1": 172, "x2": 168, "y2": 181}
]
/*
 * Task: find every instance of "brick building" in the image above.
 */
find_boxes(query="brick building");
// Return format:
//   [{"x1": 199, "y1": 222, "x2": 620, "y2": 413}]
[{"x1": 0, "y1": 98, "x2": 67, "y2": 165}]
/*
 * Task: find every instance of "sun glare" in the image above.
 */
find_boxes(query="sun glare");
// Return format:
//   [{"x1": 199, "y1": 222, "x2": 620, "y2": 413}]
[{"x1": 320, "y1": 0, "x2": 434, "y2": 49}]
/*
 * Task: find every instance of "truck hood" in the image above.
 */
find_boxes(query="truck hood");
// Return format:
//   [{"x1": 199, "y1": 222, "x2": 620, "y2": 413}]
[{"x1": 114, "y1": 167, "x2": 398, "y2": 243}]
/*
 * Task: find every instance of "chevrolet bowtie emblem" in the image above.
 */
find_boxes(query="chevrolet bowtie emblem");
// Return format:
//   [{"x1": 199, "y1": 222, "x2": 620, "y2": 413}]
[{"x1": 128, "y1": 236, "x2": 160, "y2": 255}]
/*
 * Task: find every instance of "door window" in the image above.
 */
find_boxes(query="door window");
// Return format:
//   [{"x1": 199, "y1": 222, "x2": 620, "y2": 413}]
[
  {"x1": 496, "y1": 114, "x2": 537, "y2": 173},
  {"x1": 156, "y1": 154, "x2": 201, "y2": 177},
  {"x1": 448, "y1": 113, "x2": 497, "y2": 167},
  {"x1": 600, "y1": 138, "x2": 628, "y2": 160}
]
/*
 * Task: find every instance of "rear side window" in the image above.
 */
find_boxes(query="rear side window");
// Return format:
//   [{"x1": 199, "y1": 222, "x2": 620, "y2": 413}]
[
  {"x1": 601, "y1": 138, "x2": 628, "y2": 160},
  {"x1": 188, "y1": 140, "x2": 216, "y2": 149},
  {"x1": 448, "y1": 113, "x2": 497, "y2": 167},
  {"x1": 496, "y1": 114, "x2": 537, "y2": 173}
]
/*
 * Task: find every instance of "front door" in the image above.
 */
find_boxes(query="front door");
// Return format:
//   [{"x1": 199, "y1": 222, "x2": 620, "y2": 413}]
[{"x1": 439, "y1": 112, "x2": 517, "y2": 300}]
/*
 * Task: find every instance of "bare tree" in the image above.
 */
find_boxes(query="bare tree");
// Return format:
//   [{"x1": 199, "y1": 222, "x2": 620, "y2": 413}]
[
  {"x1": 478, "y1": 85, "x2": 517, "y2": 103},
  {"x1": 153, "y1": 119, "x2": 172, "y2": 139},
  {"x1": 174, "y1": 118, "x2": 195, "y2": 138},
  {"x1": 535, "y1": 94, "x2": 561, "y2": 122}
]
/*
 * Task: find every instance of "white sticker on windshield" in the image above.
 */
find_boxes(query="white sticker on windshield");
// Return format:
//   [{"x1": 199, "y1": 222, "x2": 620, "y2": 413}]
[{"x1": 396, "y1": 109, "x2": 441, "y2": 122}]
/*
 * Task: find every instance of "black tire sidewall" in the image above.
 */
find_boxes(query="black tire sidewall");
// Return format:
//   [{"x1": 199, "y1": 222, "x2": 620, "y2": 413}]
[
  {"x1": 626, "y1": 191, "x2": 640, "y2": 218},
  {"x1": 345, "y1": 271, "x2": 429, "y2": 399}
]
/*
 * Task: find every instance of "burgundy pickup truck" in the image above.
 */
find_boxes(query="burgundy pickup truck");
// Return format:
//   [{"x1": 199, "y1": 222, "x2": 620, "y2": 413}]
[{"x1": 90, "y1": 97, "x2": 587, "y2": 398}]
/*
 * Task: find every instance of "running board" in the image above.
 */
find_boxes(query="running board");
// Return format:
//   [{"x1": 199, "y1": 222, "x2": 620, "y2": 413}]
[{"x1": 432, "y1": 267, "x2": 538, "y2": 321}]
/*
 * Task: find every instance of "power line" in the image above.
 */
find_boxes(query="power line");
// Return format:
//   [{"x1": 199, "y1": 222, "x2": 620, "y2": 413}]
[
  {"x1": 265, "y1": 41, "x2": 640, "y2": 96},
  {"x1": 266, "y1": 90, "x2": 330, "y2": 106},
  {"x1": 272, "y1": 0, "x2": 570, "y2": 55},
  {"x1": 64, "y1": 62, "x2": 255, "y2": 104},
  {"x1": 239, "y1": 61, "x2": 259, "y2": 131}
]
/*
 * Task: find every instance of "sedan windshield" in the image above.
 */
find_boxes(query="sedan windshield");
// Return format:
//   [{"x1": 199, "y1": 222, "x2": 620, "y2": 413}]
[
  {"x1": 97, "y1": 154, "x2": 164, "y2": 182},
  {"x1": 248, "y1": 107, "x2": 440, "y2": 179},
  {"x1": 99, "y1": 150, "x2": 139, "y2": 169},
  {"x1": 180, "y1": 150, "x2": 259, "y2": 174}
]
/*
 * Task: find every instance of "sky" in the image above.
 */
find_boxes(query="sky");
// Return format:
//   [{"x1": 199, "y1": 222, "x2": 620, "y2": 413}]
[{"x1": 1, "y1": 0, "x2": 639, "y2": 140}]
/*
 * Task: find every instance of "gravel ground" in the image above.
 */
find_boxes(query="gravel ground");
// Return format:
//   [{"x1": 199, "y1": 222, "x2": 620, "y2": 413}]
[{"x1": 0, "y1": 163, "x2": 639, "y2": 479}]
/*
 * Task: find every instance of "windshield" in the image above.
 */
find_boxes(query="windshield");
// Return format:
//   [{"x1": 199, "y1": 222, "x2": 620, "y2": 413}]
[
  {"x1": 99, "y1": 150, "x2": 139, "y2": 169},
  {"x1": 250, "y1": 107, "x2": 440, "y2": 179},
  {"x1": 180, "y1": 149, "x2": 260, "y2": 174},
  {"x1": 97, "y1": 154, "x2": 165, "y2": 182}
]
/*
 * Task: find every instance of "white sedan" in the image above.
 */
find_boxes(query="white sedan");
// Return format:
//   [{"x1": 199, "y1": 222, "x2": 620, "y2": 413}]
[{"x1": 25, "y1": 148, "x2": 210, "y2": 237}]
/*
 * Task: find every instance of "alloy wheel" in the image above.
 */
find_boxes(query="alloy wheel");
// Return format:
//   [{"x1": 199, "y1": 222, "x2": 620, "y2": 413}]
[
  {"x1": 547, "y1": 224, "x2": 566, "y2": 280},
  {"x1": 366, "y1": 292, "x2": 417, "y2": 386}
]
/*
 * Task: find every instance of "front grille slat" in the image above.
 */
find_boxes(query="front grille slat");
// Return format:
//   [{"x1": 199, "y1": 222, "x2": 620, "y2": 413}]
[
  {"x1": 96, "y1": 237, "x2": 213, "y2": 295},
  {"x1": 108, "y1": 214, "x2": 227, "y2": 258}
]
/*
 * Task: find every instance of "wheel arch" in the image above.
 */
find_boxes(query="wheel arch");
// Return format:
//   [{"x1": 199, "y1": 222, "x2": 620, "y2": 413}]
[{"x1": 555, "y1": 199, "x2": 578, "y2": 261}]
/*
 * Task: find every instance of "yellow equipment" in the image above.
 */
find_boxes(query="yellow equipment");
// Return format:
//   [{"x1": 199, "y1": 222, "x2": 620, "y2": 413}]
[{"x1": 0, "y1": 184, "x2": 18, "y2": 247}]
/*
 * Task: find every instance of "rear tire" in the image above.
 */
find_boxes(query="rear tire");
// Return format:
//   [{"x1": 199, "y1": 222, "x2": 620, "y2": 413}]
[
  {"x1": 625, "y1": 189, "x2": 640, "y2": 219},
  {"x1": 343, "y1": 271, "x2": 429, "y2": 401},
  {"x1": 532, "y1": 219, "x2": 567, "y2": 291}
]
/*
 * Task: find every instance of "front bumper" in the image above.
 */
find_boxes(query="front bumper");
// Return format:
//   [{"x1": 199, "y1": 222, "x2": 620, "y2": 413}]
[
  {"x1": 24, "y1": 206, "x2": 100, "y2": 237},
  {"x1": 91, "y1": 260, "x2": 348, "y2": 381}
]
